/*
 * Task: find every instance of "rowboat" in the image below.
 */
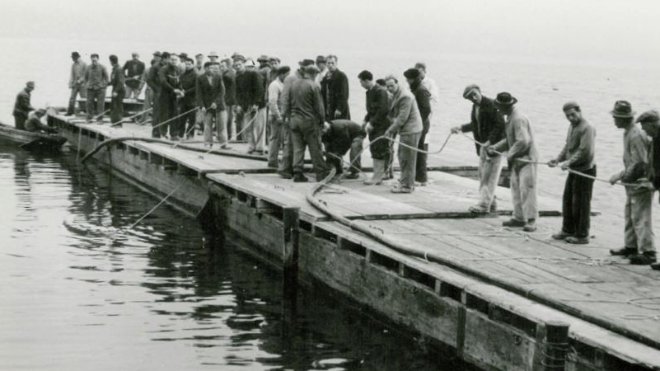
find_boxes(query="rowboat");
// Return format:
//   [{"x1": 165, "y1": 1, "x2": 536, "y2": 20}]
[{"x1": 0, "y1": 122, "x2": 67, "y2": 151}]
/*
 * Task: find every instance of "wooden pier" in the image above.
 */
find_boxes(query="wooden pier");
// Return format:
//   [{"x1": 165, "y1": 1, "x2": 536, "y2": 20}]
[{"x1": 47, "y1": 109, "x2": 660, "y2": 371}]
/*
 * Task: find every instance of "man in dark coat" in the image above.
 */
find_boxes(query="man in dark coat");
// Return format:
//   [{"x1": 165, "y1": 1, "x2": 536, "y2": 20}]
[
  {"x1": 321, "y1": 55, "x2": 350, "y2": 120},
  {"x1": 451, "y1": 84, "x2": 505, "y2": 213},
  {"x1": 157, "y1": 53, "x2": 183, "y2": 139},
  {"x1": 322, "y1": 119, "x2": 365, "y2": 179},
  {"x1": 636, "y1": 110, "x2": 660, "y2": 269},
  {"x1": 122, "y1": 52, "x2": 145, "y2": 99},
  {"x1": 358, "y1": 70, "x2": 390, "y2": 185},
  {"x1": 146, "y1": 53, "x2": 165, "y2": 136},
  {"x1": 179, "y1": 58, "x2": 198, "y2": 139},
  {"x1": 13, "y1": 81, "x2": 35, "y2": 130},
  {"x1": 196, "y1": 62, "x2": 227, "y2": 148},
  {"x1": 404, "y1": 68, "x2": 432, "y2": 185},
  {"x1": 220, "y1": 59, "x2": 236, "y2": 138},
  {"x1": 109, "y1": 55, "x2": 125, "y2": 125},
  {"x1": 235, "y1": 59, "x2": 265, "y2": 153}
]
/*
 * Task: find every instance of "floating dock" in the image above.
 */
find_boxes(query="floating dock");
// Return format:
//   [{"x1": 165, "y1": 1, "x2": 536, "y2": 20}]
[{"x1": 47, "y1": 109, "x2": 660, "y2": 371}]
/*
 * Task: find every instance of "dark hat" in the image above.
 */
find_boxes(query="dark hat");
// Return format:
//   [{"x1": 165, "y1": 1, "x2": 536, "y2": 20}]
[
  {"x1": 299, "y1": 59, "x2": 315, "y2": 67},
  {"x1": 161, "y1": 52, "x2": 170, "y2": 59},
  {"x1": 277, "y1": 66, "x2": 291, "y2": 75},
  {"x1": 257, "y1": 54, "x2": 269, "y2": 62},
  {"x1": 195, "y1": 53, "x2": 203, "y2": 58},
  {"x1": 26, "y1": 81, "x2": 35, "y2": 87},
  {"x1": 316, "y1": 55, "x2": 327, "y2": 63},
  {"x1": 611, "y1": 100, "x2": 635, "y2": 118},
  {"x1": 637, "y1": 109, "x2": 660, "y2": 123},
  {"x1": 208, "y1": 51, "x2": 219, "y2": 58},
  {"x1": 462, "y1": 84, "x2": 480, "y2": 98},
  {"x1": 71, "y1": 51, "x2": 80, "y2": 58},
  {"x1": 179, "y1": 53, "x2": 188, "y2": 59},
  {"x1": 90, "y1": 53, "x2": 99, "y2": 58},
  {"x1": 233, "y1": 54, "x2": 246, "y2": 62},
  {"x1": 562, "y1": 101, "x2": 580, "y2": 112},
  {"x1": 304, "y1": 65, "x2": 320, "y2": 75},
  {"x1": 403, "y1": 68, "x2": 421, "y2": 80},
  {"x1": 494, "y1": 92, "x2": 518, "y2": 107},
  {"x1": 153, "y1": 51, "x2": 162, "y2": 57}
]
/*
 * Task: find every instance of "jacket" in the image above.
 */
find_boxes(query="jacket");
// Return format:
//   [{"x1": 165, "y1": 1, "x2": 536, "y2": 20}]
[
  {"x1": 146, "y1": 64, "x2": 162, "y2": 93},
  {"x1": 364, "y1": 84, "x2": 390, "y2": 131},
  {"x1": 460, "y1": 96, "x2": 505, "y2": 155},
  {"x1": 386, "y1": 88, "x2": 422, "y2": 135},
  {"x1": 69, "y1": 60, "x2": 87, "y2": 88},
  {"x1": 179, "y1": 68, "x2": 198, "y2": 107},
  {"x1": 321, "y1": 69, "x2": 350, "y2": 119},
  {"x1": 555, "y1": 118, "x2": 596, "y2": 171},
  {"x1": 322, "y1": 119, "x2": 365, "y2": 154},
  {"x1": 235, "y1": 69, "x2": 265, "y2": 109},
  {"x1": 110, "y1": 65, "x2": 125, "y2": 93},
  {"x1": 290, "y1": 78, "x2": 325, "y2": 123},
  {"x1": 13, "y1": 89, "x2": 33, "y2": 117},
  {"x1": 492, "y1": 107, "x2": 539, "y2": 169},
  {"x1": 409, "y1": 79, "x2": 432, "y2": 132},
  {"x1": 84, "y1": 63, "x2": 109, "y2": 90},
  {"x1": 158, "y1": 64, "x2": 181, "y2": 97},
  {"x1": 196, "y1": 74, "x2": 226, "y2": 111},
  {"x1": 281, "y1": 70, "x2": 302, "y2": 119},
  {"x1": 122, "y1": 59, "x2": 146, "y2": 89},
  {"x1": 222, "y1": 69, "x2": 236, "y2": 106}
]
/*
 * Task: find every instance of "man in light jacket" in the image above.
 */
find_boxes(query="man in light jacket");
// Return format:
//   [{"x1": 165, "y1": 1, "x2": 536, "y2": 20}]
[{"x1": 67, "y1": 51, "x2": 87, "y2": 115}]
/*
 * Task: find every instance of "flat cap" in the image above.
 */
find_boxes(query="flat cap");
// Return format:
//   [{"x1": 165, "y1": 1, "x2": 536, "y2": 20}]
[
  {"x1": 462, "y1": 84, "x2": 480, "y2": 98},
  {"x1": 403, "y1": 68, "x2": 421, "y2": 79},
  {"x1": 637, "y1": 110, "x2": 660, "y2": 123},
  {"x1": 298, "y1": 59, "x2": 315, "y2": 67}
]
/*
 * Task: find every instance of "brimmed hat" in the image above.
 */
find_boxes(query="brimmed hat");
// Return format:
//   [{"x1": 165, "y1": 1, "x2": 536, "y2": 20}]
[
  {"x1": 244, "y1": 59, "x2": 256, "y2": 68},
  {"x1": 233, "y1": 54, "x2": 246, "y2": 62},
  {"x1": 316, "y1": 55, "x2": 327, "y2": 64},
  {"x1": 611, "y1": 100, "x2": 635, "y2": 118},
  {"x1": 257, "y1": 54, "x2": 269, "y2": 62},
  {"x1": 71, "y1": 51, "x2": 80, "y2": 58},
  {"x1": 304, "y1": 65, "x2": 320, "y2": 75},
  {"x1": 403, "y1": 68, "x2": 421, "y2": 80},
  {"x1": 637, "y1": 110, "x2": 660, "y2": 123},
  {"x1": 462, "y1": 84, "x2": 480, "y2": 99},
  {"x1": 494, "y1": 92, "x2": 518, "y2": 107},
  {"x1": 299, "y1": 59, "x2": 315, "y2": 67},
  {"x1": 153, "y1": 51, "x2": 162, "y2": 57},
  {"x1": 208, "y1": 51, "x2": 219, "y2": 58}
]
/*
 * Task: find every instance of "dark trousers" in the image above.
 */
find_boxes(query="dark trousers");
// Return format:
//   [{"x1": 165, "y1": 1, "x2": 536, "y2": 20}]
[
  {"x1": 86, "y1": 88, "x2": 106, "y2": 120},
  {"x1": 561, "y1": 166, "x2": 596, "y2": 238},
  {"x1": 326, "y1": 136, "x2": 363, "y2": 175},
  {"x1": 179, "y1": 102, "x2": 196, "y2": 138},
  {"x1": 226, "y1": 104, "x2": 234, "y2": 139},
  {"x1": 110, "y1": 90, "x2": 125, "y2": 124},
  {"x1": 14, "y1": 113, "x2": 27, "y2": 130},
  {"x1": 290, "y1": 116, "x2": 328, "y2": 180},
  {"x1": 151, "y1": 90, "x2": 161, "y2": 137},
  {"x1": 415, "y1": 128, "x2": 428, "y2": 183},
  {"x1": 157, "y1": 92, "x2": 178, "y2": 137},
  {"x1": 67, "y1": 84, "x2": 86, "y2": 115}
]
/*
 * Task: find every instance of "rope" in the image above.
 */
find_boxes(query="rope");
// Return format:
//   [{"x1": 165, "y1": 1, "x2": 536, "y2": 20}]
[
  {"x1": 110, "y1": 107, "x2": 152, "y2": 127},
  {"x1": 150, "y1": 106, "x2": 200, "y2": 131},
  {"x1": 458, "y1": 132, "x2": 644, "y2": 188},
  {"x1": 195, "y1": 111, "x2": 259, "y2": 159},
  {"x1": 128, "y1": 181, "x2": 186, "y2": 229},
  {"x1": 90, "y1": 109, "x2": 110, "y2": 121}
]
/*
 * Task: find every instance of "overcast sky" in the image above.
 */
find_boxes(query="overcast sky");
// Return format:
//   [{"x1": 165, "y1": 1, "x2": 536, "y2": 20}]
[{"x1": 1, "y1": 0, "x2": 659, "y2": 64}]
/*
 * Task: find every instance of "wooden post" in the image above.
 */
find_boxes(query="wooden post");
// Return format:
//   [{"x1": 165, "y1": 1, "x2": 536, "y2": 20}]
[
  {"x1": 282, "y1": 207, "x2": 300, "y2": 287},
  {"x1": 539, "y1": 321, "x2": 570, "y2": 371}
]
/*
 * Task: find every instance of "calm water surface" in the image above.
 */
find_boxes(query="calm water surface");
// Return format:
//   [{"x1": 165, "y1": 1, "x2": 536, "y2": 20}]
[{"x1": 0, "y1": 144, "x2": 467, "y2": 370}]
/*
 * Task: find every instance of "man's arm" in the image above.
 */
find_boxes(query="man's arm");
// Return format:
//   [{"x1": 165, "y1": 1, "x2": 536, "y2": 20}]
[
  {"x1": 386, "y1": 96, "x2": 413, "y2": 134},
  {"x1": 507, "y1": 117, "x2": 531, "y2": 161},
  {"x1": 313, "y1": 85, "x2": 325, "y2": 124},
  {"x1": 268, "y1": 82, "x2": 282, "y2": 120},
  {"x1": 217, "y1": 78, "x2": 226, "y2": 111},
  {"x1": 337, "y1": 72, "x2": 349, "y2": 115},
  {"x1": 159, "y1": 68, "x2": 176, "y2": 93}
]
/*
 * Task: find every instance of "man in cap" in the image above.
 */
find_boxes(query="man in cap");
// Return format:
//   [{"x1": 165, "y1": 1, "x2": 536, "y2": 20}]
[
  {"x1": 208, "y1": 51, "x2": 220, "y2": 64},
  {"x1": 315, "y1": 55, "x2": 328, "y2": 85},
  {"x1": 278, "y1": 59, "x2": 316, "y2": 178},
  {"x1": 145, "y1": 52, "x2": 164, "y2": 130},
  {"x1": 547, "y1": 102, "x2": 597, "y2": 244},
  {"x1": 383, "y1": 75, "x2": 423, "y2": 193},
  {"x1": 179, "y1": 57, "x2": 198, "y2": 139},
  {"x1": 122, "y1": 52, "x2": 145, "y2": 100},
  {"x1": 13, "y1": 81, "x2": 35, "y2": 130},
  {"x1": 637, "y1": 110, "x2": 660, "y2": 269},
  {"x1": 219, "y1": 58, "x2": 237, "y2": 138},
  {"x1": 609, "y1": 101, "x2": 656, "y2": 265},
  {"x1": 321, "y1": 55, "x2": 350, "y2": 120},
  {"x1": 267, "y1": 66, "x2": 291, "y2": 168},
  {"x1": 235, "y1": 58, "x2": 266, "y2": 153},
  {"x1": 451, "y1": 85, "x2": 505, "y2": 214},
  {"x1": 196, "y1": 62, "x2": 227, "y2": 147},
  {"x1": 288, "y1": 65, "x2": 329, "y2": 182},
  {"x1": 403, "y1": 68, "x2": 432, "y2": 186},
  {"x1": 84, "y1": 53, "x2": 109, "y2": 121},
  {"x1": 25, "y1": 109, "x2": 56, "y2": 134},
  {"x1": 194, "y1": 54, "x2": 205, "y2": 75},
  {"x1": 67, "y1": 51, "x2": 87, "y2": 115},
  {"x1": 268, "y1": 57, "x2": 281, "y2": 84},
  {"x1": 322, "y1": 119, "x2": 365, "y2": 179},
  {"x1": 359, "y1": 70, "x2": 391, "y2": 185},
  {"x1": 109, "y1": 55, "x2": 125, "y2": 124},
  {"x1": 257, "y1": 55, "x2": 271, "y2": 84},
  {"x1": 157, "y1": 53, "x2": 183, "y2": 139},
  {"x1": 488, "y1": 92, "x2": 539, "y2": 232}
]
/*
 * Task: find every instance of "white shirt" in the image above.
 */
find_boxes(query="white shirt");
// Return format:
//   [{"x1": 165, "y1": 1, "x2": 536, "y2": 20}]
[
  {"x1": 421, "y1": 76, "x2": 439, "y2": 106},
  {"x1": 268, "y1": 79, "x2": 284, "y2": 119}
]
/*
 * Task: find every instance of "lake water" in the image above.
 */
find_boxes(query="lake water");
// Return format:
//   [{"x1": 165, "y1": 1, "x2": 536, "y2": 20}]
[{"x1": 2, "y1": 36, "x2": 660, "y2": 370}]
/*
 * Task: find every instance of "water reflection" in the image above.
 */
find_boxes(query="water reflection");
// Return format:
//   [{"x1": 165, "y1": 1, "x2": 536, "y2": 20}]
[{"x1": 0, "y1": 144, "x2": 469, "y2": 370}]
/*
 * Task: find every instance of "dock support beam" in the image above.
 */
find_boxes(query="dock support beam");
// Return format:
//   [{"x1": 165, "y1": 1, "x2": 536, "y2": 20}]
[
  {"x1": 282, "y1": 207, "x2": 300, "y2": 285},
  {"x1": 537, "y1": 321, "x2": 570, "y2": 371}
]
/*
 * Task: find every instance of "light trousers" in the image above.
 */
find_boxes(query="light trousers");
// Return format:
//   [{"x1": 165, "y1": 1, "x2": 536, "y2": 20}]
[
  {"x1": 397, "y1": 132, "x2": 421, "y2": 190},
  {"x1": 478, "y1": 149, "x2": 503, "y2": 209},
  {"x1": 510, "y1": 162, "x2": 538, "y2": 222},
  {"x1": 624, "y1": 188, "x2": 655, "y2": 253},
  {"x1": 203, "y1": 109, "x2": 227, "y2": 145},
  {"x1": 245, "y1": 107, "x2": 267, "y2": 152}
]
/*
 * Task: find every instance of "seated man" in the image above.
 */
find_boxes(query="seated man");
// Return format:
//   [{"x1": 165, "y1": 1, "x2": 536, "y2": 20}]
[
  {"x1": 24, "y1": 109, "x2": 56, "y2": 133},
  {"x1": 322, "y1": 119, "x2": 365, "y2": 179}
]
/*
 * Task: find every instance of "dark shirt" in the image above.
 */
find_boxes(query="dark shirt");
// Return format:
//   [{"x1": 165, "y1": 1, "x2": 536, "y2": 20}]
[
  {"x1": 179, "y1": 69, "x2": 198, "y2": 106},
  {"x1": 222, "y1": 69, "x2": 236, "y2": 106},
  {"x1": 110, "y1": 64, "x2": 125, "y2": 93},
  {"x1": 556, "y1": 118, "x2": 596, "y2": 171},
  {"x1": 321, "y1": 69, "x2": 350, "y2": 118},
  {"x1": 460, "y1": 96, "x2": 505, "y2": 155},
  {"x1": 122, "y1": 59, "x2": 146, "y2": 89},
  {"x1": 290, "y1": 78, "x2": 325, "y2": 123},
  {"x1": 409, "y1": 79, "x2": 432, "y2": 132},
  {"x1": 13, "y1": 89, "x2": 33, "y2": 117},
  {"x1": 196, "y1": 74, "x2": 225, "y2": 111},
  {"x1": 235, "y1": 69, "x2": 265, "y2": 109},
  {"x1": 25, "y1": 115, "x2": 51, "y2": 133},
  {"x1": 322, "y1": 119, "x2": 365, "y2": 154},
  {"x1": 146, "y1": 64, "x2": 162, "y2": 93},
  {"x1": 158, "y1": 64, "x2": 181, "y2": 96},
  {"x1": 364, "y1": 85, "x2": 390, "y2": 131},
  {"x1": 651, "y1": 133, "x2": 660, "y2": 190}
]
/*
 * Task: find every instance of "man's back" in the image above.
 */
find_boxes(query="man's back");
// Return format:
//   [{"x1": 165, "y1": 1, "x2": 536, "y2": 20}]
[{"x1": 291, "y1": 78, "x2": 324, "y2": 122}]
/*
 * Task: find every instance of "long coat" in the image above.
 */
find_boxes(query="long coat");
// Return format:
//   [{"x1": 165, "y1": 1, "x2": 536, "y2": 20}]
[
  {"x1": 460, "y1": 96, "x2": 505, "y2": 155},
  {"x1": 321, "y1": 69, "x2": 350, "y2": 120},
  {"x1": 196, "y1": 74, "x2": 226, "y2": 111}
]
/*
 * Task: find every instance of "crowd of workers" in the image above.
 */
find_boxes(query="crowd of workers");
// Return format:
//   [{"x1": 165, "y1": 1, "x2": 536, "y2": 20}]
[{"x1": 10, "y1": 50, "x2": 660, "y2": 270}]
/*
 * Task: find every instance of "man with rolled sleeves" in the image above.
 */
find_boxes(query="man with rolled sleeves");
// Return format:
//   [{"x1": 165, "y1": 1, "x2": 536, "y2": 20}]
[
  {"x1": 609, "y1": 101, "x2": 657, "y2": 265},
  {"x1": 84, "y1": 53, "x2": 109, "y2": 121},
  {"x1": 489, "y1": 92, "x2": 539, "y2": 232},
  {"x1": 451, "y1": 85, "x2": 505, "y2": 213},
  {"x1": 548, "y1": 102, "x2": 597, "y2": 244},
  {"x1": 383, "y1": 75, "x2": 423, "y2": 193},
  {"x1": 122, "y1": 52, "x2": 145, "y2": 99},
  {"x1": 637, "y1": 110, "x2": 660, "y2": 270},
  {"x1": 267, "y1": 66, "x2": 290, "y2": 168}
]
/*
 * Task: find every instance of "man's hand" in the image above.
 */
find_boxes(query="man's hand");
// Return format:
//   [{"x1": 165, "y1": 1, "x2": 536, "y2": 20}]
[
  {"x1": 609, "y1": 174, "x2": 620, "y2": 185},
  {"x1": 450, "y1": 126, "x2": 461, "y2": 134},
  {"x1": 210, "y1": 102, "x2": 217, "y2": 110},
  {"x1": 486, "y1": 146, "x2": 498, "y2": 157},
  {"x1": 548, "y1": 159, "x2": 558, "y2": 168},
  {"x1": 365, "y1": 123, "x2": 373, "y2": 134},
  {"x1": 334, "y1": 109, "x2": 341, "y2": 117},
  {"x1": 560, "y1": 162, "x2": 569, "y2": 171},
  {"x1": 250, "y1": 105, "x2": 258, "y2": 113},
  {"x1": 112, "y1": 92, "x2": 117, "y2": 97}
]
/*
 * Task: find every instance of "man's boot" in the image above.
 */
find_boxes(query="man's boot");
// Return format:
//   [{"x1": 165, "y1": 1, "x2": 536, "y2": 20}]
[{"x1": 364, "y1": 159, "x2": 385, "y2": 185}]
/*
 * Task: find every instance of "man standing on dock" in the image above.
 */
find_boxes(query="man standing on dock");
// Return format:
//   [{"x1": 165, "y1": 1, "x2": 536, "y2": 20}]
[
  {"x1": 145, "y1": 52, "x2": 162, "y2": 130},
  {"x1": 179, "y1": 58, "x2": 198, "y2": 139},
  {"x1": 451, "y1": 85, "x2": 505, "y2": 214},
  {"x1": 196, "y1": 62, "x2": 227, "y2": 148},
  {"x1": 67, "y1": 51, "x2": 87, "y2": 116},
  {"x1": 109, "y1": 55, "x2": 125, "y2": 125},
  {"x1": 288, "y1": 65, "x2": 329, "y2": 182},
  {"x1": 84, "y1": 53, "x2": 109, "y2": 122},
  {"x1": 321, "y1": 55, "x2": 350, "y2": 120},
  {"x1": 637, "y1": 110, "x2": 660, "y2": 270},
  {"x1": 157, "y1": 53, "x2": 183, "y2": 139},
  {"x1": 609, "y1": 101, "x2": 656, "y2": 265},
  {"x1": 488, "y1": 92, "x2": 539, "y2": 232},
  {"x1": 122, "y1": 52, "x2": 145, "y2": 100},
  {"x1": 383, "y1": 75, "x2": 423, "y2": 193},
  {"x1": 220, "y1": 59, "x2": 236, "y2": 139},
  {"x1": 359, "y1": 70, "x2": 391, "y2": 185},
  {"x1": 548, "y1": 102, "x2": 596, "y2": 244},
  {"x1": 267, "y1": 66, "x2": 290, "y2": 168},
  {"x1": 235, "y1": 59, "x2": 266, "y2": 154},
  {"x1": 403, "y1": 68, "x2": 432, "y2": 186},
  {"x1": 13, "y1": 81, "x2": 35, "y2": 130}
]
